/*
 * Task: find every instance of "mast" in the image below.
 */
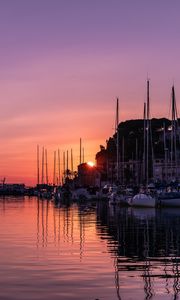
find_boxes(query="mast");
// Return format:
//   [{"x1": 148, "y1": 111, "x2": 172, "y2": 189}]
[
  {"x1": 143, "y1": 102, "x2": 146, "y2": 183},
  {"x1": 45, "y1": 149, "x2": 48, "y2": 184},
  {"x1": 174, "y1": 87, "x2": 179, "y2": 179},
  {"x1": 171, "y1": 86, "x2": 178, "y2": 180},
  {"x1": 63, "y1": 151, "x2": 65, "y2": 183},
  {"x1": 66, "y1": 150, "x2": 69, "y2": 177},
  {"x1": 58, "y1": 149, "x2": 60, "y2": 185},
  {"x1": 71, "y1": 149, "x2": 73, "y2": 176},
  {"x1": 163, "y1": 122, "x2": 167, "y2": 182},
  {"x1": 41, "y1": 146, "x2": 44, "y2": 184},
  {"x1": 106, "y1": 140, "x2": 109, "y2": 184},
  {"x1": 37, "y1": 145, "x2": 40, "y2": 185},
  {"x1": 80, "y1": 138, "x2": 82, "y2": 165},
  {"x1": 116, "y1": 98, "x2": 119, "y2": 183},
  {"x1": 53, "y1": 150, "x2": 56, "y2": 185},
  {"x1": 146, "y1": 80, "x2": 150, "y2": 187}
]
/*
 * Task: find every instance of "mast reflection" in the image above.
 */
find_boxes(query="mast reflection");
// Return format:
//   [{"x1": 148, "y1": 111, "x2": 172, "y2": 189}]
[
  {"x1": 96, "y1": 202, "x2": 180, "y2": 299},
  {"x1": 36, "y1": 199, "x2": 94, "y2": 263},
  {"x1": 35, "y1": 198, "x2": 180, "y2": 299}
]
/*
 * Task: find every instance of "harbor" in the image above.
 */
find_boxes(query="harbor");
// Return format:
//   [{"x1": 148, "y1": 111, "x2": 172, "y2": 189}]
[
  {"x1": 2, "y1": 81, "x2": 180, "y2": 208},
  {"x1": 1, "y1": 1, "x2": 180, "y2": 299},
  {"x1": 1, "y1": 82, "x2": 180, "y2": 300}
]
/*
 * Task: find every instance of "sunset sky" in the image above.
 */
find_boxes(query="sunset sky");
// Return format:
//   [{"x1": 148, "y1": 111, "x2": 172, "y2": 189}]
[{"x1": 0, "y1": 0, "x2": 180, "y2": 185}]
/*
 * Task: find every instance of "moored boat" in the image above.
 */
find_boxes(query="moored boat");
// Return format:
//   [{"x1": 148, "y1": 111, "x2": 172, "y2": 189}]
[
  {"x1": 128, "y1": 193, "x2": 156, "y2": 208},
  {"x1": 158, "y1": 191, "x2": 180, "y2": 207},
  {"x1": 109, "y1": 187, "x2": 133, "y2": 206},
  {"x1": 72, "y1": 187, "x2": 90, "y2": 201}
]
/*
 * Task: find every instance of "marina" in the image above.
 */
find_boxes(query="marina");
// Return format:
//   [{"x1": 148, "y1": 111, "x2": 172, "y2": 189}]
[{"x1": 0, "y1": 1, "x2": 180, "y2": 299}]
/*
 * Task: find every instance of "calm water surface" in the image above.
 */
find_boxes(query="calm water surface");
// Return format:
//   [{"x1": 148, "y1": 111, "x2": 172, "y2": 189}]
[{"x1": 0, "y1": 197, "x2": 180, "y2": 300}]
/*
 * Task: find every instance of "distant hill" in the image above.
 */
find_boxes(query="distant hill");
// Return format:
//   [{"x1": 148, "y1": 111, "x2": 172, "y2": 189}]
[{"x1": 103, "y1": 118, "x2": 179, "y2": 160}]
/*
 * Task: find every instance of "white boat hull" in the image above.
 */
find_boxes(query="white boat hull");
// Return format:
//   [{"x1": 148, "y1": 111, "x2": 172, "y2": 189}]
[{"x1": 128, "y1": 193, "x2": 156, "y2": 208}]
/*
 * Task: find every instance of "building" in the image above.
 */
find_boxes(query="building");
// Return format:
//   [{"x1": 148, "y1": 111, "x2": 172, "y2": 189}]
[
  {"x1": 96, "y1": 118, "x2": 180, "y2": 185},
  {"x1": 153, "y1": 159, "x2": 180, "y2": 182},
  {"x1": 77, "y1": 163, "x2": 100, "y2": 187}
]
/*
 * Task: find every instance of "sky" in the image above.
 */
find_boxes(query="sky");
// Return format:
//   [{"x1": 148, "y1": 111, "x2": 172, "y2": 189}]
[{"x1": 0, "y1": 0, "x2": 180, "y2": 185}]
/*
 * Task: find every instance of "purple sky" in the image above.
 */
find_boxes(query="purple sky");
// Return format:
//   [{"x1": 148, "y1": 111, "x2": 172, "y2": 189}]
[{"x1": 0, "y1": 0, "x2": 180, "y2": 184}]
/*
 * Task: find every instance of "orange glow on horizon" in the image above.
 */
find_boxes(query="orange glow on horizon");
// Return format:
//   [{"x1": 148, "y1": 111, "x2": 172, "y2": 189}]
[{"x1": 87, "y1": 161, "x2": 95, "y2": 167}]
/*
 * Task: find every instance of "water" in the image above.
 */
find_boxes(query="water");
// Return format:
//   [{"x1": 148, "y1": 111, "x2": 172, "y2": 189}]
[{"x1": 0, "y1": 197, "x2": 180, "y2": 300}]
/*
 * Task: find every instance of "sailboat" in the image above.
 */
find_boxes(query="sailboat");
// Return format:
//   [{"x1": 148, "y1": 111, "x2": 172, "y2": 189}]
[
  {"x1": 128, "y1": 80, "x2": 156, "y2": 208},
  {"x1": 108, "y1": 98, "x2": 132, "y2": 205},
  {"x1": 158, "y1": 86, "x2": 180, "y2": 207}
]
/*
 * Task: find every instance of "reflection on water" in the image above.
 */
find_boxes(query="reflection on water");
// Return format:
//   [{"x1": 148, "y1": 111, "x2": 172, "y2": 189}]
[
  {"x1": 97, "y1": 204, "x2": 180, "y2": 300},
  {"x1": 1, "y1": 197, "x2": 180, "y2": 299}
]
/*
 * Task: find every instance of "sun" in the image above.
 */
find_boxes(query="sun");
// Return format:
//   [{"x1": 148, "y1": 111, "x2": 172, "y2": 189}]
[{"x1": 87, "y1": 161, "x2": 95, "y2": 167}]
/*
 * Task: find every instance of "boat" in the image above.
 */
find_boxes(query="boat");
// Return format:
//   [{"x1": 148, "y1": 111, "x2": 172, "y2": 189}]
[
  {"x1": 71, "y1": 187, "x2": 92, "y2": 201},
  {"x1": 129, "y1": 80, "x2": 156, "y2": 208},
  {"x1": 157, "y1": 86, "x2": 180, "y2": 207},
  {"x1": 158, "y1": 191, "x2": 180, "y2": 207},
  {"x1": 109, "y1": 187, "x2": 133, "y2": 206},
  {"x1": 54, "y1": 185, "x2": 72, "y2": 202},
  {"x1": 99, "y1": 184, "x2": 118, "y2": 200},
  {"x1": 128, "y1": 193, "x2": 156, "y2": 207}
]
